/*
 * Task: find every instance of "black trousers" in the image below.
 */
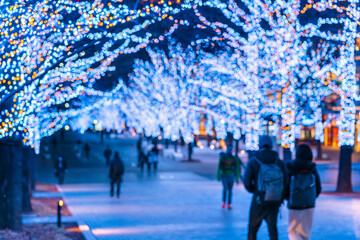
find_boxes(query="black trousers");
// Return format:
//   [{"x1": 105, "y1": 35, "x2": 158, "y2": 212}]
[
  {"x1": 147, "y1": 162, "x2": 158, "y2": 170},
  {"x1": 57, "y1": 171, "x2": 65, "y2": 185},
  {"x1": 110, "y1": 180, "x2": 121, "y2": 197},
  {"x1": 248, "y1": 198, "x2": 279, "y2": 240}
]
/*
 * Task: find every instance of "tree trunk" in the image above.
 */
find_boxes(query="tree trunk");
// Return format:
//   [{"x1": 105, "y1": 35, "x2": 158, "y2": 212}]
[
  {"x1": 22, "y1": 146, "x2": 33, "y2": 213},
  {"x1": 180, "y1": 136, "x2": 185, "y2": 146},
  {"x1": 0, "y1": 139, "x2": 23, "y2": 230},
  {"x1": 283, "y1": 147, "x2": 292, "y2": 161},
  {"x1": 30, "y1": 151, "x2": 37, "y2": 191},
  {"x1": 336, "y1": 145, "x2": 353, "y2": 192},
  {"x1": 165, "y1": 139, "x2": 169, "y2": 149},
  {"x1": 316, "y1": 140, "x2": 322, "y2": 160},
  {"x1": 188, "y1": 143, "x2": 192, "y2": 161},
  {"x1": 226, "y1": 132, "x2": 234, "y2": 149},
  {"x1": 207, "y1": 135, "x2": 211, "y2": 147}
]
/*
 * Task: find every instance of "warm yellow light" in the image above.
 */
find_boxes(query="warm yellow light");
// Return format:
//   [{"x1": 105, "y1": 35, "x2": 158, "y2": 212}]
[
  {"x1": 79, "y1": 225, "x2": 90, "y2": 231},
  {"x1": 59, "y1": 200, "x2": 64, "y2": 207}
]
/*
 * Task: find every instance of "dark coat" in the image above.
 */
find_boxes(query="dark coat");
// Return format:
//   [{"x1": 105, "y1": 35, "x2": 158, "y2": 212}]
[
  {"x1": 104, "y1": 148, "x2": 112, "y2": 158},
  {"x1": 84, "y1": 143, "x2": 91, "y2": 152},
  {"x1": 150, "y1": 145, "x2": 159, "y2": 155},
  {"x1": 109, "y1": 156, "x2": 125, "y2": 181},
  {"x1": 55, "y1": 157, "x2": 67, "y2": 171},
  {"x1": 284, "y1": 159, "x2": 322, "y2": 209},
  {"x1": 243, "y1": 148, "x2": 288, "y2": 199}
]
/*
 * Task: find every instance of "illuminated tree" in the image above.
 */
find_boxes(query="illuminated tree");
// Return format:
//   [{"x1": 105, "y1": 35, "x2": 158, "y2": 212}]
[
  {"x1": 0, "y1": 0, "x2": 199, "y2": 229},
  {"x1": 2, "y1": 0, "x2": 360, "y2": 229}
]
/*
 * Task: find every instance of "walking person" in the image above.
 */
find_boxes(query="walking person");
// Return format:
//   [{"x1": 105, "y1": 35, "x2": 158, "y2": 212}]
[
  {"x1": 101, "y1": 130, "x2": 104, "y2": 143},
  {"x1": 74, "y1": 140, "x2": 82, "y2": 159},
  {"x1": 104, "y1": 145, "x2": 112, "y2": 166},
  {"x1": 243, "y1": 135, "x2": 287, "y2": 240},
  {"x1": 148, "y1": 143, "x2": 159, "y2": 170},
  {"x1": 139, "y1": 150, "x2": 147, "y2": 170},
  {"x1": 60, "y1": 128, "x2": 65, "y2": 142},
  {"x1": 140, "y1": 140, "x2": 150, "y2": 170},
  {"x1": 217, "y1": 145, "x2": 241, "y2": 209},
  {"x1": 84, "y1": 142, "x2": 91, "y2": 159},
  {"x1": 109, "y1": 152, "x2": 125, "y2": 198},
  {"x1": 285, "y1": 144, "x2": 321, "y2": 240},
  {"x1": 136, "y1": 137, "x2": 143, "y2": 166},
  {"x1": 55, "y1": 155, "x2": 67, "y2": 185}
]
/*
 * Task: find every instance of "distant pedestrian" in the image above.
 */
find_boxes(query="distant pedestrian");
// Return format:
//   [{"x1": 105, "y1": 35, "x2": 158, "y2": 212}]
[
  {"x1": 84, "y1": 143, "x2": 91, "y2": 159},
  {"x1": 101, "y1": 130, "x2": 104, "y2": 143},
  {"x1": 140, "y1": 140, "x2": 151, "y2": 170},
  {"x1": 109, "y1": 152, "x2": 125, "y2": 198},
  {"x1": 43, "y1": 142, "x2": 51, "y2": 161},
  {"x1": 136, "y1": 137, "x2": 142, "y2": 166},
  {"x1": 139, "y1": 151, "x2": 147, "y2": 170},
  {"x1": 217, "y1": 145, "x2": 241, "y2": 210},
  {"x1": 285, "y1": 144, "x2": 321, "y2": 240},
  {"x1": 55, "y1": 155, "x2": 67, "y2": 185},
  {"x1": 74, "y1": 140, "x2": 82, "y2": 159},
  {"x1": 60, "y1": 128, "x2": 65, "y2": 142},
  {"x1": 148, "y1": 143, "x2": 159, "y2": 170},
  {"x1": 104, "y1": 145, "x2": 112, "y2": 166},
  {"x1": 243, "y1": 135, "x2": 287, "y2": 240}
]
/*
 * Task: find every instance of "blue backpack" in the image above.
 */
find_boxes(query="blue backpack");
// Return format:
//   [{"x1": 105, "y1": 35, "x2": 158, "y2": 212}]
[
  {"x1": 255, "y1": 158, "x2": 284, "y2": 204},
  {"x1": 289, "y1": 171, "x2": 316, "y2": 209}
]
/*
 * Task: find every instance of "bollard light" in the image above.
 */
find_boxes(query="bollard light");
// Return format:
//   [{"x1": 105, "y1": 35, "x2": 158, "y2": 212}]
[{"x1": 57, "y1": 200, "x2": 63, "y2": 227}]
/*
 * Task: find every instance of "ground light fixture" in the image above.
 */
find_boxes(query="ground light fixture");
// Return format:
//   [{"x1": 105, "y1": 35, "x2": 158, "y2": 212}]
[{"x1": 57, "y1": 200, "x2": 64, "y2": 228}]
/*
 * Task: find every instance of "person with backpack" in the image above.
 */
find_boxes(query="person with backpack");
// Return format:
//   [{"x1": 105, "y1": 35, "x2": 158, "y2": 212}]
[
  {"x1": 285, "y1": 144, "x2": 321, "y2": 240},
  {"x1": 109, "y1": 152, "x2": 125, "y2": 198},
  {"x1": 217, "y1": 145, "x2": 242, "y2": 210},
  {"x1": 243, "y1": 135, "x2": 287, "y2": 240},
  {"x1": 104, "y1": 145, "x2": 112, "y2": 166}
]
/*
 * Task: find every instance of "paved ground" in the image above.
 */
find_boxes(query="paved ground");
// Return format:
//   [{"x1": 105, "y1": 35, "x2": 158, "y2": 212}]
[{"x1": 38, "y1": 132, "x2": 360, "y2": 240}]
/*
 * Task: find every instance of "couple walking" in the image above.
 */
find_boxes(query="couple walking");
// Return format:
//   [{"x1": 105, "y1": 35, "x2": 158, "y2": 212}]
[{"x1": 218, "y1": 135, "x2": 321, "y2": 240}]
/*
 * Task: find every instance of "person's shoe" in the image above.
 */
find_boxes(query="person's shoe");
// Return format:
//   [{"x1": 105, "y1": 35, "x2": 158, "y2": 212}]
[
  {"x1": 222, "y1": 202, "x2": 226, "y2": 209},
  {"x1": 228, "y1": 204, "x2": 232, "y2": 210}
]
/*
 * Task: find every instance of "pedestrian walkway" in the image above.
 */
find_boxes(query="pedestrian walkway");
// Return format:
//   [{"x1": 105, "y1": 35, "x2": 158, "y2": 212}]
[
  {"x1": 58, "y1": 171, "x2": 360, "y2": 240},
  {"x1": 38, "y1": 133, "x2": 360, "y2": 239}
]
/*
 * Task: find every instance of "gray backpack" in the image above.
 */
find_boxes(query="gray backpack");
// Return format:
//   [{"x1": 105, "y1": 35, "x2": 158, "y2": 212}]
[
  {"x1": 289, "y1": 172, "x2": 316, "y2": 209},
  {"x1": 255, "y1": 158, "x2": 284, "y2": 204}
]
